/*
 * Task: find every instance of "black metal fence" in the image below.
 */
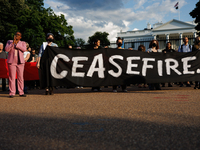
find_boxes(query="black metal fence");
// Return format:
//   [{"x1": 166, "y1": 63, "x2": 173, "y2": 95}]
[{"x1": 123, "y1": 35, "x2": 195, "y2": 51}]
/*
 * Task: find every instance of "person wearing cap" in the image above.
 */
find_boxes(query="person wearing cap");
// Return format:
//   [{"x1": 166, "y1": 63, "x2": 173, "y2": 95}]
[{"x1": 37, "y1": 33, "x2": 58, "y2": 95}]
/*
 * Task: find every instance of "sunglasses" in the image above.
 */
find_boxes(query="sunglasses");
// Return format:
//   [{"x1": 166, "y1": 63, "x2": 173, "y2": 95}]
[{"x1": 15, "y1": 33, "x2": 21, "y2": 36}]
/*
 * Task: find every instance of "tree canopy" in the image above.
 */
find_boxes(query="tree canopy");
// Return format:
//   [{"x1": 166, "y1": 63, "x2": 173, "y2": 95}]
[
  {"x1": 88, "y1": 32, "x2": 110, "y2": 47},
  {"x1": 0, "y1": 0, "x2": 75, "y2": 50},
  {"x1": 190, "y1": 0, "x2": 200, "y2": 35},
  {"x1": 75, "y1": 38, "x2": 85, "y2": 48}
]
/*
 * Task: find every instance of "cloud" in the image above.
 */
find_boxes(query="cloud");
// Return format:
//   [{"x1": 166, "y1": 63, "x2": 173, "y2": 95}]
[
  {"x1": 55, "y1": 0, "x2": 125, "y2": 10},
  {"x1": 44, "y1": 0, "x2": 187, "y2": 42}
]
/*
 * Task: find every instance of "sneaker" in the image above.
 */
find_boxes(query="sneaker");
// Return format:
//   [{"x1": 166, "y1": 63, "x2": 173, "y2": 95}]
[
  {"x1": 113, "y1": 90, "x2": 117, "y2": 93},
  {"x1": 19, "y1": 94, "x2": 26, "y2": 97},
  {"x1": 122, "y1": 89, "x2": 127, "y2": 92},
  {"x1": 93, "y1": 89, "x2": 98, "y2": 92}
]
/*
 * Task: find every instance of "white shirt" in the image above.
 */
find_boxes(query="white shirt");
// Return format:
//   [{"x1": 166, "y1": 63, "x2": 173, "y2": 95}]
[{"x1": 24, "y1": 51, "x2": 30, "y2": 58}]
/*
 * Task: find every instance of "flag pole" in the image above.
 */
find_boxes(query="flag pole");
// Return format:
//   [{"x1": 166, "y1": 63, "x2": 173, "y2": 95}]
[{"x1": 179, "y1": 1, "x2": 180, "y2": 20}]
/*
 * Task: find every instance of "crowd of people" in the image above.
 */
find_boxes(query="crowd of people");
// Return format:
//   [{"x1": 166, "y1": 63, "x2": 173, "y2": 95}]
[{"x1": 0, "y1": 31, "x2": 200, "y2": 97}]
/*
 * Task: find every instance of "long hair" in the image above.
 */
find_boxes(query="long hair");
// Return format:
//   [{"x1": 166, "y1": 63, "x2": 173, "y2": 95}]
[
  {"x1": 165, "y1": 42, "x2": 172, "y2": 50},
  {"x1": 149, "y1": 40, "x2": 159, "y2": 50},
  {"x1": 116, "y1": 37, "x2": 122, "y2": 43},
  {"x1": 93, "y1": 39, "x2": 100, "y2": 45},
  {"x1": 194, "y1": 36, "x2": 200, "y2": 45}
]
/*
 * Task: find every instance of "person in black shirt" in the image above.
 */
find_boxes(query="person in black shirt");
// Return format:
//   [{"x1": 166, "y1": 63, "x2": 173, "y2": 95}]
[
  {"x1": 112, "y1": 37, "x2": 127, "y2": 92},
  {"x1": 163, "y1": 42, "x2": 175, "y2": 53},
  {"x1": 91, "y1": 39, "x2": 102, "y2": 92},
  {"x1": 192, "y1": 36, "x2": 200, "y2": 89},
  {"x1": 161, "y1": 42, "x2": 175, "y2": 87}
]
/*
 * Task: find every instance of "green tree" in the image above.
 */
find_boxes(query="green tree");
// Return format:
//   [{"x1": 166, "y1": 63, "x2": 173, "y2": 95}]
[
  {"x1": 0, "y1": 0, "x2": 75, "y2": 49},
  {"x1": 190, "y1": 0, "x2": 200, "y2": 35},
  {"x1": 88, "y1": 31, "x2": 110, "y2": 47},
  {"x1": 75, "y1": 38, "x2": 85, "y2": 47}
]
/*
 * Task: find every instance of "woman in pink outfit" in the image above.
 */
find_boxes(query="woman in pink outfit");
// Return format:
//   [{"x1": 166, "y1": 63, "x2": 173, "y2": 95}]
[{"x1": 5, "y1": 32, "x2": 27, "y2": 98}]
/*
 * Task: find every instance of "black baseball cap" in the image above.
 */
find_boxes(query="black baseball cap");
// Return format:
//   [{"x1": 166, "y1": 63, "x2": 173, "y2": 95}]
[{"x1": 46, "y1": 33, "x2": 54, "y2": 38}]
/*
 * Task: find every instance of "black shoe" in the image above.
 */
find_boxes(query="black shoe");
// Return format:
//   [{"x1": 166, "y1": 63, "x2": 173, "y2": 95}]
[
  {"x1": 148, "y1": 84, "x2": 154, "y2": 90},
  {"x1": 20, "y1": 94, "x2": 26, "y2": 97},
  {"x1": 168, "y1": 84, "x2": 173, "y2": 87},
  {"x1": 45, "y1": 90, "x2": 49, "y2": 95},
  {"x1": 194, "y1": 86, "x2": 198, "y2": 89},
  {"x1": 179, "y1": 84, "x2": 184, "y2": 87},
  {"x1": 186, "y1": 84, "x2": 191, "y2": 87},
  {"x1": 49, "y1": 90, "x2": 54, "y2": 95},
  {"x1": 9, "y1": 95, "x2": 14, "y2": 98},
  {"x1": 161, "y1": 83, "x2": 165, "y2": 87}
]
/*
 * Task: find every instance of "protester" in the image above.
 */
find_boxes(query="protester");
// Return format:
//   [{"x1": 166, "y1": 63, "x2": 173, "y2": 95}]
[
  {"x1": 112, "y1": 37, "x2": 127, "y2": 92},
  {"x1": 28, "y1": 48, "x2": 38, "y2": 62},
  {"x1": 137, "y1": 45, "x2": 146, "y2": 52},
  {"x1": 137, "y1": 45, "x2": 147, "y2": 88},
  {"x1": 178, "y1": 37, "x2": 192, "y2": 87},
  {"x1": 192, "y1": 36, "x2": 200, "y2": 89},
  {"x1": 178, "y1": 37, "x2": 192, "y2": 52},
  {"x1": 147, "y1": 40, "x2": 161, "y2": 90},
  {"x1": 91, "y1": 39, "x2": 102, "y2": 92},
  {"x1": 0, "y1": 42, "x2": 7, "y2": 91},
  {"x1": 5, "y1": 32, "x2": 26, "y2": 98},
  {"x1": 162, "y1": 42, "x2": 175, "y2": 87},
  {"x1": 147, "y1": 40, "x2": 160, "y2": 52},
  {"x1": 37, "y1": 33, "x2": 58, "y2": 95},
  {"x1": 24, "y1": 42, "x2": 30, "y2": 62}
]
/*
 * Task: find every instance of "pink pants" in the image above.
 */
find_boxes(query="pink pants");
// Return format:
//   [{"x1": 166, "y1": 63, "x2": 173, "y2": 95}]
[{"x1": 8, "y1": 56, "x2": 25, "y2": 96}]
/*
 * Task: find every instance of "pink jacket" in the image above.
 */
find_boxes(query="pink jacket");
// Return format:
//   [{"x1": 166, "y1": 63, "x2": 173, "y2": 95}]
[{"x1": 5, "y1": 40, "x2": 26, "y2": 64}]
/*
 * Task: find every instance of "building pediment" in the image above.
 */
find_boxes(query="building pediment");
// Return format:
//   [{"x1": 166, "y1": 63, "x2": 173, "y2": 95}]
[{"x1": 152, "y1": 19, "x2": 195, "y2": 31}]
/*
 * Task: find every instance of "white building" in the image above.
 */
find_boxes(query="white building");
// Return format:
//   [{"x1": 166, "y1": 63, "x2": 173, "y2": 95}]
[{"x1": 111, "y1": 19, "x2": 198, "y2": 51}]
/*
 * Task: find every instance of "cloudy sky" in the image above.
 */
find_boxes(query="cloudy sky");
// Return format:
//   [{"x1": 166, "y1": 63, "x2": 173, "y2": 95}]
[{"x1": 44, "y1": 0, "x2": 198, "y2": 42}]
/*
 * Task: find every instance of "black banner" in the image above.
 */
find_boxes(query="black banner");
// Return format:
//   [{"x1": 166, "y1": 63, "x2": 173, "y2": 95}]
[{"x1": 40, "y1": 46, "x2": 200, "y2": 88}]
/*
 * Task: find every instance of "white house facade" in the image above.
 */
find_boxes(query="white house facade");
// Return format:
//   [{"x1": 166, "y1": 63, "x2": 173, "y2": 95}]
[{"x1": 111, "y1": 19, "x2": 198, "y2": 51}]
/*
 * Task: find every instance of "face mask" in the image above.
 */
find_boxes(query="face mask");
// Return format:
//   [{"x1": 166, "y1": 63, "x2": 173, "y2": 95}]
[
  {"x1": 152, "y1": 43, "x2": 157, "y2": 47},
  {"x1": 138, "y1": 47, "x2": 143, "y2": 51},
  {"x1": 118, "y1": 43, "x2": 122, "y2": 47},
  {"x1": 47, "y1": 38, "x2": 54, "y2": 42}
]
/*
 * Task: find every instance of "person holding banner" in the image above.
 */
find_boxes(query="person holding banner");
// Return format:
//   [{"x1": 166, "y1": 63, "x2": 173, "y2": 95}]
[
  {"x1": 5, "y1": 32, "x2": 27, "y2": 98},
  {"x1": 178, "y1": 37, "x2": 192, "y2": 87},
  {"x1": 112, "y1": 37, "x2": 127, "y2": 92},
  {"x1": 192, "y1": 36, "x2": 200, "y2": 89},
  {"x1": 37, "y1": 33, "x2": 58, "y2": 95},
  {"x1": 147, "y1": 40, "x2": 161, "y2": 90},
  {"x1": 91, "y1": 39, "x2": 102, "y2": 92},
  {"x1": 162, "y1": 42, "x2": 175, "y2": 87}
]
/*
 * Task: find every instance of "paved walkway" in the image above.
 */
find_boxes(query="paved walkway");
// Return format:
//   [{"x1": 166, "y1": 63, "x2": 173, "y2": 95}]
[{"x1": 0, "y1": 85, "x2": 200, "y2": 149}]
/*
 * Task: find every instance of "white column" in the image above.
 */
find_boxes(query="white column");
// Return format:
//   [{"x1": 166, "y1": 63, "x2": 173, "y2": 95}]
[
  {"x1": 166, "y1": 34, "x2": 169, "y2": 43},
  {"x1": 153, "y1": 35, "x2": 156, "y2": 40},
  {"x1": 179, "y1": 33, "x2": 183, "y2": 46},
  {"x1": 193, "y1": 32, "x2": 197, "y2": 38}
]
